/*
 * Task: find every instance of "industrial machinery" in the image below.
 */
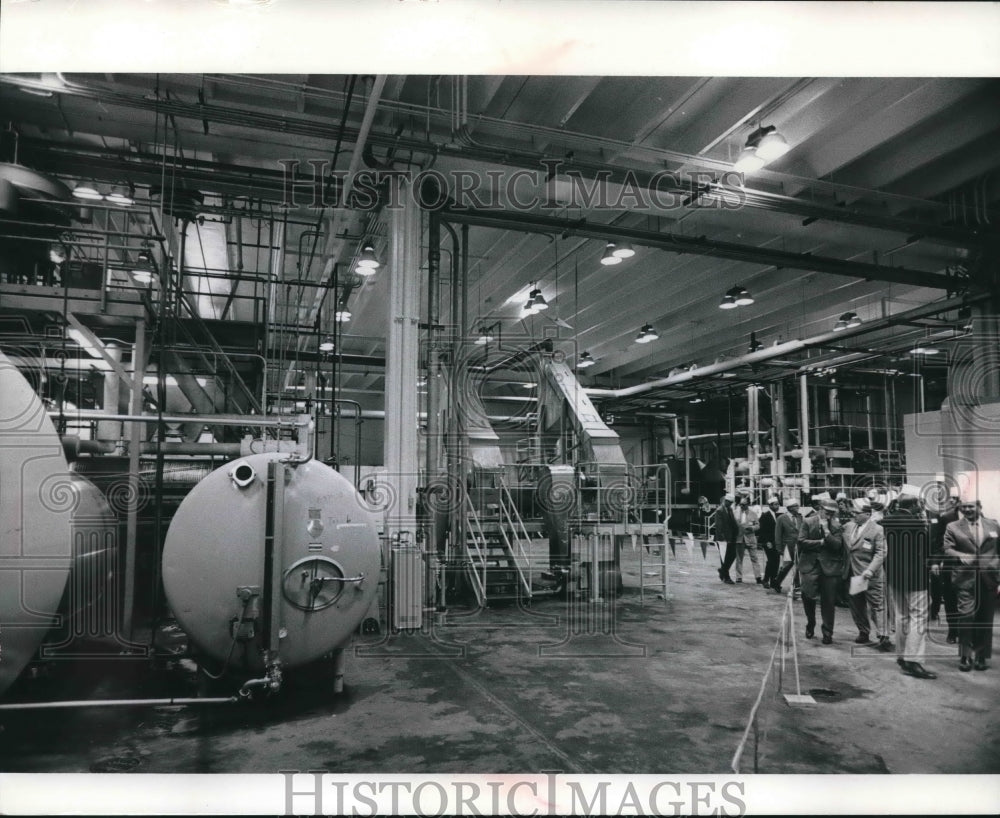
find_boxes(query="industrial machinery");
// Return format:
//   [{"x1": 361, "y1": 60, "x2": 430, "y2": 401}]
[{"x1": 161, "y1": 452, "x2": 381, "y2": 696}]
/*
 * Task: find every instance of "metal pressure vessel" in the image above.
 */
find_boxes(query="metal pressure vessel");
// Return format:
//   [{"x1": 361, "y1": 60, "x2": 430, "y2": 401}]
[{"x1": 162, "y1": 453, "x2": 381, "y2": 673}]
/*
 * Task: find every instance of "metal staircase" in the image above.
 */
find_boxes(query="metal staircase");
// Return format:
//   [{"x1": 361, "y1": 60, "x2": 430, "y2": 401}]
[{"x1": 462, "y1": 487, "x2": 532, "y2": 607}]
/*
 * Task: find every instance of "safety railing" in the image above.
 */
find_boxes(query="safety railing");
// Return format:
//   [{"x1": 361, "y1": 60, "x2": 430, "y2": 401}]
[{"x1": 498, "y1": 480, "x2": 534, "y2": 598}]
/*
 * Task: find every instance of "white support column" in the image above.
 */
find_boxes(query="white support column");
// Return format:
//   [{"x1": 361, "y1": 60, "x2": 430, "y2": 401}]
[
  {"x1": 747, "y1": 384, "x2": 759, "y2": 478},
  {"x1": 799, "y1": 374, "x2": 811, "y2": 486},
  {"x1": 97, "y1": 344, "x2": 125, "y2": 441},
  {"x1": 383, "y1": 176, "x2": 422, "y2": 534}
]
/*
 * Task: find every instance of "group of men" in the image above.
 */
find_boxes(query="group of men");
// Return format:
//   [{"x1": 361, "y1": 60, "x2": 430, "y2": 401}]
[{"x1": 711, "y1": 487, "x2": 1000, "y2": 679}]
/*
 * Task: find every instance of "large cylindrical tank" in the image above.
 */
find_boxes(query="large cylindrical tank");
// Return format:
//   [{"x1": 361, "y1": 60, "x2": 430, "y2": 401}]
[
  {"x1": 162, "y1": 453, "x2": 381, "y2": 672},
  {"x1": 0, "y1": 350, "x2": 73, "y2": 696}
]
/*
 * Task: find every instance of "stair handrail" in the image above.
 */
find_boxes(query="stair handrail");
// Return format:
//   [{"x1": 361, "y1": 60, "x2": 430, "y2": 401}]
[
  {"x1": 463, "y1": 493, "x2": 488, "y2": 607},
  {"x1": 498, "y1": 480, "x2": 533, "y2": 597}
]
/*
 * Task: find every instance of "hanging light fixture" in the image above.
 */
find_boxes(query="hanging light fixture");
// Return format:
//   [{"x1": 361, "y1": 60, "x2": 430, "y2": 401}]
[
  {"x1": 600, "y1": 242, "x2": 623, "y2": 266},
  {"x1": 719, "y1": 285, "x2": 753, "y2": 309},
  {"x1": 733, "y1": 145, "x2": 766, "y2": 174},
  {"x1": 72, "y1": 185, "x2": 102, "y2": 201},
  {"x1": 718, "y1": 291, "x2": 738, "y2": 310},
  {"x1": 354, "y1": 243, "x2": 380, "y2": 276},
  {"x1": 106, "y1": 184, "x2": 135, "y2": 207},
  {"x1": 130, "y1": 249, "x2": 156, "y2": 285},
  {"x1": 611, "y1": 242, "x2": 635, "y2": 259},
  {"x1": 635, "y1": 323, "x2": 659, "y2": 344},
  {"x1": 577, "y1": 351, "x2": 596, "y2": 369},
  {"x1": 834, "y1": 311, "x2": 861, "y2": 331},
  {"x1": 474, "y1": 324, "x2": 495, "y2": 345},
  {"x1": 732, "y1": 125, "x2": 791, "y2": 174},
  {"x1": 910, "y1": 343, "x2": 940, "y2": 356},
  {"x1": 319, "y1": 336, "x2": 335, "y2": 353},
  {"x1": 529, "y1": 288, "x2": 548, "y2": 312},
  {"x1": 335, "y1": 299, "x2": 352, "y2": 322}
]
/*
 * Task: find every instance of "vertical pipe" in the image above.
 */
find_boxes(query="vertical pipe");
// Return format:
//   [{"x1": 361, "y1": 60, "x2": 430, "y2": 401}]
[
  {"x1": 799, "y1": 374, "x2": 811, "y2": 482},
  {"x1": 888, "y1": 377, "x2": 897, "y2": 453},
  {"x1": 865, "y1": 393, "x2": 874, "y2": 449},
  {"x1": 122, "y1": 318, "x2": 146, "y2": 643},
  {"x1": 426, "y1": 213, "x2": 441, "y2": 553},
  {"x1": 97, "y1": 344, "x2": 124, "y2": 441},
  {"x1": 683, "y1": 415, "x2": 691, "y2": 492},
  {"x1": 918, "y1": 374, "x2": 926, "y2": 414}
]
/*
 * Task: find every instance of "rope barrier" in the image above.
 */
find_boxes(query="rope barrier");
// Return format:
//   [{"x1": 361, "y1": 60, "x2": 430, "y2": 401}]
[{"x1": 730, "y1": 589, "x2": 812, "y2": 773}]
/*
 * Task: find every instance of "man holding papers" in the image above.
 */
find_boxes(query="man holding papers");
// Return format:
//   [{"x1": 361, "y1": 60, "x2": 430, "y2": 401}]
[{"x1": 844, "y1": 498, "x2": 890, "y2": 650}]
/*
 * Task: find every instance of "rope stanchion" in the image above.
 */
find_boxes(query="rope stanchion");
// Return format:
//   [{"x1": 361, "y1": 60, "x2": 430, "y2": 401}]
[{"x1": 731, "y1": 590, "x2": 816, "y2": 773}]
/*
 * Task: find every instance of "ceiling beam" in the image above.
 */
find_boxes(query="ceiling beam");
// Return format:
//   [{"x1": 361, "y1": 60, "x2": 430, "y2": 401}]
[{"x1": 440, "y1": 206, "x2": 958, "y2": 290}]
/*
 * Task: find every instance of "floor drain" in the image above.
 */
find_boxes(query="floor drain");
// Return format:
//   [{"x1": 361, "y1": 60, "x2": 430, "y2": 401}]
[
  {"x1": 90, "y1": 754, "x2": 141, "y2": 773},
  {"x1": 809, "y1": 688, "x2": 840, "y2": 700}
]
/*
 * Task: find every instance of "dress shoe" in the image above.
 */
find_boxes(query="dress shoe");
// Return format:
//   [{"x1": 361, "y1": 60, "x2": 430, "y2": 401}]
[
  {"x1": 822, "y1": 634, "x2": 833, "y2": 645},
  {"x1": 771, "y1": 584, "x2": 783, "y2": 595},
  {"x1": 959, "y1": 657, "x2": 973, "y2": 672},
  {"x1": 974, "y1": 658, "x2": 988, "y2": 671},
  {"x1": 718, "y1": 568, "x2": 730, "y2": 583},
  {"x1": 877, "y1": 638, "x2": 894, "y2": 653},
  {"x1": 805, "y1": 626, "x2": 815, "y2": 639},
  {"x1": 855, "y1": 632, "x2": 871, "y2": 644},
  {"x1": 901, "y1": 661, "x2": 937, "y2": 679},
  {"x1": 755, "y1": 578, "x2": 763, "y2": 585},
  {"x1": 896, "y1": 657, "x2": 905, "y2": 667},
  {"x1": 735, "y1": 578, "x2": 743, "y2": 583},
  {"x1": 946, "y1": 634, "x2": 957, "y2": 644}
]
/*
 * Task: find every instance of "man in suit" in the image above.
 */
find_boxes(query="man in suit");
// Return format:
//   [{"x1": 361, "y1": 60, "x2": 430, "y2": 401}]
[
  {"x1": 942, "y1": 499, "x2": 1000, "y2": 671},
  {"x1": 771, "y1": 498, "x2": 804, "y2": 595},
  {"x1": 797, "y1": 499, "x2": 849, "y2": 644},
  {"x1": 733, "y1": 494, "x2": 762, "y2": 584},
  {"x1": 930, "y1": 491, "x2": 961, "y2": 643},
  {"x1": 713, "y1": 493, "x2": 740, "y2": 585},
  {"x1": 882, "y1": 489, "x2": 937, "y2": 679},
  {"x1": 844, "y1": 498, "x2": 890, "y2": 650},
  {"x1": 758, "y1": 497, "x2": 782, "y2": 589}
]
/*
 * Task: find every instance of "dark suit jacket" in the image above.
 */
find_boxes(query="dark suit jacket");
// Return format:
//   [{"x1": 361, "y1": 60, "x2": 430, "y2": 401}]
[
  {"x1": 797, "y1": 515, "x2": 849, "y2": 580},
  {"x1": 713, "y1": 503, "x2": 740, "y2": 542},
  {"x1": 931, "y1": 506, "x2": 961, "y2": 568},
  {"x1": 943, "y1": 516, "x2": 1000, "y2": 616},
  {"x1": 882, "y1": 509, "x2": 933, "y2": 592},
  {"x1": 758, "y1": 509, "x2": 779, "y2": 546}
]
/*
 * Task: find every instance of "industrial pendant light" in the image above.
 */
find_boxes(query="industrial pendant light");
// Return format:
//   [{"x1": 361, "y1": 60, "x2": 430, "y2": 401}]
[
  {"x1": 635, "y1": 323, "x2": 659, "y2": 344},
  {"x1": 355, "y1": 243, "x2": 380, "y2": 275},
  {"x1": 732, "y1": 125, "x2": 791, "y2": 174},
  {"x1": 834, "y1": 311, "x2": 861, "y2": 331},
  {"x1": 529, "y1": 288, "x2": 548, "y2": 312},
  {"x1": 718, "y1": 291, "x2": 738, "y2": 310},
  {"x1": 335, "y1": 299, "x2": 352, "y2": 322},
  {"x1": 600, "y1": 243, "x2": 623, "y2": 266},
  {"x1": 577, "y1": 351, "x2": 596, "y2": 369},
  {"x1": 611, "y1": 242, "x2": 635, "y2": 259},
  {"x1": 130, "y1": 249, "x2": 156, "y2": 285},
  {"x1": 474, "y1": 324, "x2": 495, "y2": 345},
  {"x1": 72, "y1": 185, "x2": 102, "y2": 201},
  {"x1": 319, "y1": 336, "x2": 335, "y2": 353},
  {"x1": 719, "y1": 285, "x2": 753, "y2": 309}
]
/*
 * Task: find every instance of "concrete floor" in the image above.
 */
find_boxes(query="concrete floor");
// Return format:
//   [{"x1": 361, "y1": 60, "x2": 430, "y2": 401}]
[{"x1": 1, "y1": 542, "x2": 998, "y2": 776}]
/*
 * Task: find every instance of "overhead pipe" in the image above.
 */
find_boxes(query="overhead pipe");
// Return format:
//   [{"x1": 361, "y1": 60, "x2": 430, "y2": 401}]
[
  {"x1": 6, "y1": 77, "x2": 982, "y2": 247},
  {"x1": 583, "y1": 293, "x2": 979, "y2": 401},
  {"x1": 0, "y1": 697, "x2": 237, "y2": 711},
  {"x1": 47, "y1": 409, "x2": 308, "y2": 427}
]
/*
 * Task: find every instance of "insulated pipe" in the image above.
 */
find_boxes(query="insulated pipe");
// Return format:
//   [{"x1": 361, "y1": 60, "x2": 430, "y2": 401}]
[
  {"x1": 47, "y1": 410, "x2": 307, "y2": 427},
  {"x1": 799, "y1": 374, "x2": 811, "y2": 482},
  {"x1": 0, "y1": 697, "x2": 236, "y2": 710},
  {"x1": 583, "y1": 294, "x2": 977, "y2": 401}
]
